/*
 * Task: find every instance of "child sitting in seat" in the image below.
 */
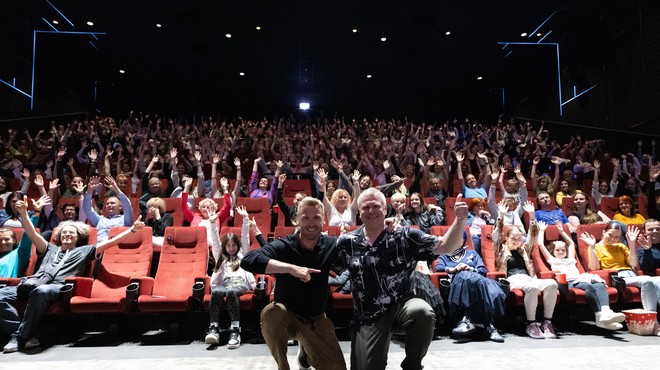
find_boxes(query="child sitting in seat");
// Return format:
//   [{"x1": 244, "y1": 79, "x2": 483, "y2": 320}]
[
  {"x1": 537, "y1": 221, "x2": 625, "y2": 330},
  {"x1": 205, "y1": 205, "x2": 256, "y2": 349}
]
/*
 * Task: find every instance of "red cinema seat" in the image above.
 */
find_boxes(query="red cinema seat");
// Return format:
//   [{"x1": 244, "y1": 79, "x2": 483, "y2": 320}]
[
  {"x1": 235, "y1": 197, "x2": 272, "y2": 233},
  {"x1": 283, "y1": 179, "x2": 312, "y2": 198},
  {"x1": 68, "y1": 227, "x2": 153, "y2": 313},
  {"x1": 137, "y1": 227, "x2": 209, "y2": 312},
  {"x1": 219, "y1": 226, "x2": 261, "y2": 252}
]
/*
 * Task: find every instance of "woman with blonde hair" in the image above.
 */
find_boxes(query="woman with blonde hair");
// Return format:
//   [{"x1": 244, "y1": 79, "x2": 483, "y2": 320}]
[
  {"x1": 145, "y1": 197, "x2": 173, "y2": 247},
  {"x1": 318, "y1": 168, "x2": 361, "y2": 226}
]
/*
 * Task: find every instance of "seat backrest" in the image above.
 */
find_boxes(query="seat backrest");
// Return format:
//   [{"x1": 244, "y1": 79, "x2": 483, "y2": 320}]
[
  {"x1": 235, "y1": 197, "x2": 271, "y2": 231},
  {"x1": 153, "y1": 227, "x2": 208, "y2": 296},
  {"x1": 283, "y1": 180, "x2": 312, "y2": 198},
  {"x1": 161, "y1": 197, "x2": 184, "y2": 227},
  {"x1": 561, "y1": 197, "x2": 574, "y2": 218},
  {"x1": 479, "y1": 225, "x2": 497, "y2": 272},
  {"x1": 599, "y1": 197, "x2": 619, "y2": 219},
  {"x1": 430, "y1": 225, "x2": 474, "y2": 251},
  {"x1": 219, "y1": 226, "x2": 261, "y2": 251},
  {"x1": 576, "y1": 223, "x2": 607, "y2": 271},
  {"x1": 532, "y1": 224, "x2": 585, "y2": 274},
  {"x1": 92, "y1": 227, "x2": 153, "y2": 292},
  {"x1": 274, "y1": 226, "x2": 297, "y2": 240}
]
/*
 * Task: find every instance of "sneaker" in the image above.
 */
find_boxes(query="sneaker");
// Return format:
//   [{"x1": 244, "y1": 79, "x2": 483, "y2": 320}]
[
  {"x1": 486, "y1": 324, "x2": 504, "y2": 343},
  {"x1": 24, "y1": 337, "x2": 40, "y2": 350},
  {"x1": 297, "y1": 344, "x2": 311, "y2": 370},
  {"x1": 606, "y1": 322, "x2": 623, "y2": 331},
  {"x1": 598, "y1": 310, "x2": 626, "y2": 326},
  {"x1": 452, "y1": 317, "x2": 476, "y2": 336},
  {"x1": 541, "y1": 320, "x2": 557, "y2": 339},
  {"x1": 3, "y1": 336, "x2": 21, "y2": 354},
  {"x1": 227, "y1": 327, "x2": 241, "y2": 349},
  {"x1": 204, "y1": 325, "x2": 220, "y2": 345},
  {"x1": 652, "y1": 322, "x2": 660, "y2": 336},
  {"x1": 526, "y1": 322, "x2": 545, "y2": 339}
]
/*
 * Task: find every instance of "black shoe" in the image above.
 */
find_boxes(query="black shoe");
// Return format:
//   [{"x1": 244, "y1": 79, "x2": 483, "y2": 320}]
[
  {"x1": 297, "y1": 344, "x2": 311, "y2": 370},
  {"x1": 486, "y1": 324, "x2": 504, "y2": 343}
]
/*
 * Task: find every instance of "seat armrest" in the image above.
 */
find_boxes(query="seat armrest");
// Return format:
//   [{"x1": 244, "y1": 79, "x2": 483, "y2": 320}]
[
  {"x1": 131, "y1": 277, "x2": 154, "y2": 295},
  {"x1": 195, "y1": 276, "x2": 211, "y2": 295},
  {"x1": 487, "y1": 271, "x2": 506, "y2": 280},
  {"x1": 538, "y1": 271, "x2": 555, "y2": 279},
  {"x1": 65, "y1": 277, "x2": 94, "y2": 298}
]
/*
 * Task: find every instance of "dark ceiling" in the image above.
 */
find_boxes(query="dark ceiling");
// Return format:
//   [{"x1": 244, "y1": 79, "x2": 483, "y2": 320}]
[{"x1": 1, "y1": 0, "x2": 659, "y2": 134}]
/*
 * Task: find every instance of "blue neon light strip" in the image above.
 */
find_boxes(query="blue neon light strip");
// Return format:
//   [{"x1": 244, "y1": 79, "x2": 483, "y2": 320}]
[
  {"x1": 529, "y1": 10, "x2": 557, "y2": 38},
  {"x1": 31, "y1": 30, "x2": 36, "y2": 109},
  {"x1": 89, "y1": 41, "x2": 98, "y2": 50},
  {"x1": 0, "y1": 79, "x2": 31, "y2": 98},
  {"x1": 41, "y1": 17, "x2": 59, "y2": 32},
  {"x1": 537, "y1": 30, "x2": 552, "y2": 43},
  {"x1": 46, "y1": 0, "x2": 75, "y2": 27},
  {"x1": 503, "y1": 50, "x2": 512, "y2": 59},
  {"x1": 561, "y1": 84, "x2": 600, "y2": 106}
]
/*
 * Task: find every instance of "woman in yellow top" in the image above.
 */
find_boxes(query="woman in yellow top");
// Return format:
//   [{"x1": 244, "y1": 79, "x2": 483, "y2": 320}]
[
  {"x1": 580, "y1": 221, "x2": 660, "y2": 327},
  {"x1": 612, "y1": 195, "x2": 646, "y2": 225}
]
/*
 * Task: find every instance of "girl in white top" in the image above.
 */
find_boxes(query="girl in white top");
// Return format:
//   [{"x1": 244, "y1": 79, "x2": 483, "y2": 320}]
[
  {"x1": 537, "y1": 220, "x2": 625, "y2": 330},
  {"x1": 205, "y1": 205, "x2": 256, "y2": 349},
  {"x1": 318, "y1": 168, "x2": 361, "y2": 226}
]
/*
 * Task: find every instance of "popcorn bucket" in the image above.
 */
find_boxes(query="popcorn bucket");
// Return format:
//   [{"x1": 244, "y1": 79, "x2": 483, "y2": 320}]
[{"x1": 622, "y1": 309, "x2": 657, "y2": 335}]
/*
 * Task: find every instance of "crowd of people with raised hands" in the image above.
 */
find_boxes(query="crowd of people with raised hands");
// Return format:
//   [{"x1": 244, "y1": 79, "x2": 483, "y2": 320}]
[{"x1": 0, "y1": 112, "x2": 659, "y2": 363}]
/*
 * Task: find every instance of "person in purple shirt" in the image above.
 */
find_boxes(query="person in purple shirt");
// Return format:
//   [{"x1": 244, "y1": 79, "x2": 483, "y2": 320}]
[{"x1": 249, "y1": 157, "x2": 280, "y2": 207}]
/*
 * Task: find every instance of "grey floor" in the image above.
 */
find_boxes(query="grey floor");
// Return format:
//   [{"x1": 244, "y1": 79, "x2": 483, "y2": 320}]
[{"x1": 2, "y1": 318, "x2": 659, "y2": 370}]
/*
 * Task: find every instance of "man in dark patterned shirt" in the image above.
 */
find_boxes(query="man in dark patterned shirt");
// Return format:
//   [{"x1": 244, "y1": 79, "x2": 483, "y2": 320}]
[{"x1": 336, "y1": 188, "x2": 468, "y2": 370}]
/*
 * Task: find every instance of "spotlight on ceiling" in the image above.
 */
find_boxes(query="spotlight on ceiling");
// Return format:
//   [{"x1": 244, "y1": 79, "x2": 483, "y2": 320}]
[
  {"x1": 239, "y1": 72, "x2": 245, "y2": 76},
  {"x1": 380, "y1": 37, "x2": 387, "y2": 42},
  {"x1": 156, "y1": 23, "x2": 162, "y2": 28},
  {"x1": 225, "y1": 33, "x2": 232, "y2": 38},
  {"x1": 445, "y1": 31, "x2": 451, "y2": 36},
  {"x1": 53, "y1": 20, "x2": 59, "y2": 25},
  {"x1": 299, "y1": 102, "x2": 310, "y2": 110},
  {"x1": 256, "y1": 26, "x2": 261, "y2": 30},
  {"x1": 119, "y1": 69, "x2": 125, "y2": 74},
  {"x1": 536, "y1": 32, "x2": 542, "y2": 37},
  {"x1": 367, "y1": 75, "x2": 372, "y2": 79},
  {"x1": 520, "y1": 32, "x2": 527, "y2": 37},
  {"x1": 352, "y1": 29, "x2": 357, "y2": 33},
  {"x1": 477, "y1": 76, "x2": 483, "y2": 80},
  {"x1": 87, "y1": 21, "x2": 94, "y2": 26}
]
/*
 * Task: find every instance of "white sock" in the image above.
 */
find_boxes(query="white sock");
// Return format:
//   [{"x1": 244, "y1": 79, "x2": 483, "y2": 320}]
[
  {"x1": 230, "y1": 321, "x2": 240, "y2": 329},
  {"x1": 210, "y1": 322, "x2": 219, "y2": 328}
]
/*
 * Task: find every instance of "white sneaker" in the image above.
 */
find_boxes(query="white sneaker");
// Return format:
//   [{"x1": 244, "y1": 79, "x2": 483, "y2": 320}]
[
  {"x1": 227, "y1": 327, "x2": 241, "y2": 349},
  {"x1": 596, "y1": 319, "x2": 623, "y2": 330},
  {"x1": 598, "y1": 310, "x2": 626, "y2": 326}
]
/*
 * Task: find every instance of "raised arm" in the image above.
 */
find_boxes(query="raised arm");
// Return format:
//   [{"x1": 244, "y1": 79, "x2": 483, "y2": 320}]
[
  {"x1": 235, "y1": 205, "x2": 251, "y2": 256},
  {"x1": 96, "y1": 216, "x2": 145, "y2": 255},
  {"x1": 350, "y1": 170, "x2": 362, "y2": 213},
  {"x1": 455, "y1": 151, "x2": 465, "y2": 190},
  {"x1": 434, "y1": 194, "x2": 468, "y2": 254},
  {"x1": 16, "y1": 196, "x2": 48, "y2": 253},
  {"x1": 580, "y1": 232, "x2": 602, "y2": 271}
]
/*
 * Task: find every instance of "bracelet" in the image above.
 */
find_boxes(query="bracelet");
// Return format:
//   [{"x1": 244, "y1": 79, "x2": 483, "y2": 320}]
[
  {"x1": 129, "y1": 228, "x2": 136, "y2": 233},
  {"x1": 236, "y1": 167, "x2": 241, "y2": 169}
]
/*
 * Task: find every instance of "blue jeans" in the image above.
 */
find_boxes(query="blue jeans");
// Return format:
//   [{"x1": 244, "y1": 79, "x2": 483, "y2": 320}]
[
  {"x1": 569, "y1": 281, "x2": 610, "y2": 313},
  {"x1": 0, "y1": 284, "x2": 63, "y2": 339}
]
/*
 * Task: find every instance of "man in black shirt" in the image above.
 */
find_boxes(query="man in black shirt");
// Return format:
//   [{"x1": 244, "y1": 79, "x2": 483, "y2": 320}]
[{"x1": 241, "y1": 197, "x2": 346, "y2": 370}]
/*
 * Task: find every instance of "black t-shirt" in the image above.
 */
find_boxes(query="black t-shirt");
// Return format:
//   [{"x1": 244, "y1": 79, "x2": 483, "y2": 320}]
[{"x1": 507, "y1": 249, "x2": 528, "y2": 277}]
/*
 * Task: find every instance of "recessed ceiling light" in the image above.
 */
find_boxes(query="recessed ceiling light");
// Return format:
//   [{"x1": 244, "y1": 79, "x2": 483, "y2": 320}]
[
  {"x1": 380, "y1": 37, "x2": 387, "y2": 42},
  {"x1": 536, "y1": 32, "x2": 542, "y2": 37},
  {"x1": 521, "y1": 32, "x2": 528, "y2": 37},
  {"x1": 352, "y1": 29, "x2": 357, "y2": 33},
  {"x1": 239, "y1": 72, "x2": 245, "y2": 76},
  {"x1": 256, "y1": 26, "x2": 261, "y2": 30},
  {"x1": 87, "y1": 21, "x2": 94, "y2": 26},
  {"x1": 477, "y1": 76, "x2": 483, "y2": 80},
  {"x1": 445, "y1": 31, "x2": 451, "y2": 36},
  {"x1": 53, "y1": 20, "x2": 59, "y2": 25},
  {"x1": 225, "y1": 33, "x2": 232, "y2": 38},
  {"x1": 367, "y1": 74, "x2": 372, "y2": 78},
  {"x1": 156, "y1": 23, "x2": 162, "y2": 28},
  {"x1": 119, "y1": 69, "x2": 125, "y2": 74}
]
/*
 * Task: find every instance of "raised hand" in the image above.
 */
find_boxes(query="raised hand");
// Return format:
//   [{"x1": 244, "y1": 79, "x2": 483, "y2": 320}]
[
  {"x1": 212, "y1": 154, "x2": 221, "y2": 164},
  {"x1": 254, "y1": 157, "x2": 262, "y2": 164},
  {"x1": 580, "y1": 232, "x2": 597, "y2": 247},
  {"x1": 48, "y1": 178, "x2": 60, "y2": 191},
  {"x1": 235, "y1": 205, "x2": 249, "y2": 218},
  {"x1": 57, "y1": 147, "x2": 67, "y2": 158},
  {"x1": 532, "y1": 156, "x2": 540, "y2": 165},
  {"x1": 169, "y1": 147, "x2": 178, "y2": 159},
  {"x1": 67, "y1": 157, "x2": 75, "y2": 167},
  {"x1": 490, "y1": 168, "x2": 499, "y2": 181},
  {"x1": 637, "y1": 233, "x2": 652, "y2": 250},
  {"x1": 151, "y1": 155, "x2": 160, "y2": 163},
  {"x1": 627, "y1": 226, "x2": 640, "y2": 244},
  {"x1": 105, "y1": 149, "x2": 114, "y2": 158},
  {"x1": 194, "y1": 151, "x2": 202, "y2": 162},
  {"x1": 132, "y1": 215, "x2": 145, "y2": 230},
  {"x1": 182, "y1": 176, "x2": 193, "y2": 190},
  {"x1": 34, "y1": 174, "x2": 44, "y2": 188},
  {"x1": 219, "y1": 177, "x2": 229, "y2": 190},
  {"x1": 523, "y1": 200, "x2": 535, "y2": 214},
  {"x1": 351, "y1": 170, "x2": 361, "y2": 183},
  {"x1": 592, "y1": 159, "x2": 600, "y2": 170},
  {"x1": 279, "y1": 173, "x2": 287, "y2": 183},
  {"x1": 16, "y1": 196, "x2": 29, "y2": 215},
  {"x1": 383, "y1": 160, "x2": 391, "y2": 170},
  {"x1": 455, "y1": 152, "x2": 464, "y2": 162},
  {"x1": 87, "y1": 176, "x2": 101, "y2": 193},
  {"x1": 31, "y1": 195, "x2": 52, "y2": 212},
  {"x1": 22, "y1": 168, "x2": 30, "y2": 179},
  {"x1": 88, "y1": 149, "x2": 98, "y2": 161},
  {"x1": 426, "y1": 156, "x2": 435, "y2": 167},
  {"x1": 104, "y1": 175, "x2": 120, "y2": 193},
  {"x1": 233, "y1": 157, "x2": 241, "y2": 168},
  {"x1": 454, "y1": 194, "x2": 468, "y2": 221},
  {"x1": 497, "y1": 199, "x2": 508, "y2": 214},
  {"x1": 538, "y1": 220, "x2": 548, "y2": 231}
]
